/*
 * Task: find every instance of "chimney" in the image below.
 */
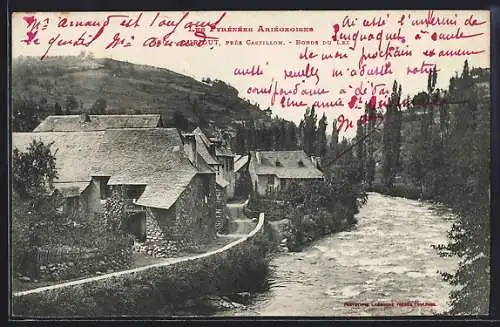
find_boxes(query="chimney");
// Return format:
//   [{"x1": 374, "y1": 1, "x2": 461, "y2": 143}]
[
  {"x1": 256, "y1": 151, "x2": 261, "y2": 164},
  {"x1": 80, "y1": 111, "x2": 91, "y2": 123}
]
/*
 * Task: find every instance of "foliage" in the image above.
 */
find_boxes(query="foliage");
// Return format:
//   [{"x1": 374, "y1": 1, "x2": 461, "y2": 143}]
[
  {"x1": 231, "y1": 120, "x2": 299, "y2": 154},
  {"x1": 376, "y1": 61, "x2": 490, "y2": 314},
  {"x1": 382, "y1": 81, "x2": 403, "y2": 189},
  {"x1": 12, "y1": 140, "x2": 59, "y2": 277},
  {"x1": 54, "y1": 102, "x2": 62, "y2": 115},
  {"x1": 11, "y1": 97, "x2": 48, "y2": 132},
  {"x1": 170, "y1": 111, "x2": 191, "y2": 131},
  {"x1": 13, "y1": 219, "x2": 274, "y2": 317},
  {"x1": 254, "y1": 166, "x2": 367, "y2": 251},
  {"x1": 12, "y1": 140, "x2": 58, "y2": 198},
  {"x1": 65, "y1": 95, "x2": 79, "y2": 114},
  {"x1": 11, "y1": 56, "x2": 271, "y2": 134},
  {"x1": 316, "y1": 113, "x2": 328, "y2": 158},
  {"x1": 234, "y1": 168, "x2": 252, "y2": 200},
  {"x1": 90, "y1": 98, "x2": 107, "y2": 114},
  {"x1": 301, "y1": 106, "x2": 317, "y2": 156}
]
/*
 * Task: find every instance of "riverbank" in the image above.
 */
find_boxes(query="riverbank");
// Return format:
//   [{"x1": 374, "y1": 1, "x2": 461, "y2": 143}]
[
  {"x1": 371, "y1": 183, "x2": 422, "y2": 200},
  {"x1": 211, "y1": 192, "x2": 458, "y2": 316},
  {"x1": 12, "y1": 214, "x2": 278, "y2": 317}
]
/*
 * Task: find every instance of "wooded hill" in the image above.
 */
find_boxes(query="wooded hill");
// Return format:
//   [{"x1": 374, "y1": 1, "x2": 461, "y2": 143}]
[{"x1": 11, "y1": 54, "x2": 271, "y2": 133}]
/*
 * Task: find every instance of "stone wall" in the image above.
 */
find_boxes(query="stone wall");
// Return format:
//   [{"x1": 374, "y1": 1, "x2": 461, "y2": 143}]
[
  {"x1": 17, "y1": 244, "x2": 133, "y2": 283},
  {"x1": 215, "y1": 186, "x2": 228, "y2": 234},
  {"x1": 38, "y1": 248, "x2": 132, "y2": 281},
  {"x1": 145, "y1": 174, "x2": 217, "y2": 253},
  {"x1": 12, "y1": 214, "x2": 267, "y2": 317},
  {"x1": 174, "y1": 174, "x2": 217, "y2": 244},
  {"x1": 132, "y1": 210, "x2": 180, "y2": 258}
]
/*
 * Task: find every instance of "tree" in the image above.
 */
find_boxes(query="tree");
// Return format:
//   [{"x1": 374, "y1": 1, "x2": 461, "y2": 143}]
[
  {"x1": 276, "y1": 121, "x2": 287, "y2": 150},
  {"x1": 12, "y1": 140, "x2": 59, "y2": 278},
  {"x1": 316, "y1": 113, "x2": 328, "y2": 158},
  {"x1": 54, "y1": 102, "x2": 62, "y2": 115},
  {"x1": 234, "y1": 124, "x2": 247, "y2": 154},
  {"x1": 330, "y1": 119, "x2": 339, "y2": 151},
  {"x1": 172, "y1": 111, "x2": 190, "y2": 131},
  {"x1": 301, "y1": 106, "x2": 317, "y2": 156},
  {"x1": 65, "y1": 95, "x2": 79, "y2": 114},
  {"x1": 355, "y1": 119, "x2": 366, "y2": 184},
  {"x1": 12, "y1": 98, "x2": 40, "y2": 132},
  {"x1": 382, "y1": 81, "x2": 402, "y2": 189},
  {"x1": 287, "y1": 122, "x2": 298, "y2": 150},
  {"x1": 365, "y1": 118, "x2": 377, "y2": 191},
  {"x1": 91, "y1": 98, "x2": 107, "y2": 114},
  {"x1": 247, "y1": 121, "x2": 257, "y2": 150},
  {"x1": 432, "y1": 61, "x2": 490, "y2": 315}
]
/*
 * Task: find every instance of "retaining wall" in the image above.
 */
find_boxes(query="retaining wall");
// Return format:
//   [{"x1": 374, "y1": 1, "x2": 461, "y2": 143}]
[{"x1": 12, "y1": 213, "x2": 266, "y2": 317}]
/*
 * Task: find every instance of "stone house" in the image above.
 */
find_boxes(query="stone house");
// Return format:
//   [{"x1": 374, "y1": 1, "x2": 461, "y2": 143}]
[
  {"x1": 211, "y1": 137, "x2": 235, "y2": 198},
  {"x1": 12, "y1": 131, "x2": 106, "y2": 219},
  {"x1": 183, "y1": 127, "x2": 231, "y2": 233},
  {"x1": 233, "y1": 154, "x2": 251, "y2": 199},
  {"x1": 248, "y1": 150, "x2": 325, "y2": 196},
  {"x1": 90, "y1": 128, "x2": 217, "y2": 251},
  {"x1": 33, "y1": 113, "x2": 163, "y2": 132},
  {"x1": 13, "y1": 128, "x2": 218, "y2": 257}
]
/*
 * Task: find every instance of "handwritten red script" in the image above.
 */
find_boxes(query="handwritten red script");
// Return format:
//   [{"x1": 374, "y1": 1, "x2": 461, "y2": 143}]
[{"x1": 15, "y1": 11, "x2": 489, "y2": 131}]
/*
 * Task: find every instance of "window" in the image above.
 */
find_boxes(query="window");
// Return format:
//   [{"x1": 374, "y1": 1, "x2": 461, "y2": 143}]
[
  {"x1": 266, "y1": 184, "x2": 274, "y2": 195},
  {"x1": 275, "y1": 160, "x2": 282, "y2": 167},
  {"x1": 267, "y1": 175, "x2": 274, "y2": 185}
]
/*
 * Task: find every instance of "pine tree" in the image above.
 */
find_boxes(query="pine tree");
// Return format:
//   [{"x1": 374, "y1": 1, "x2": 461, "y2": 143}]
[
  {"x1": 316, "y1": 113, "x2": 328, "y2": 158},
  {"x1": 382, "y1": 81, "x2": 402, "y2": 189},
  {"x1": 355, "y1": 120, "x2": 366, "y2": 183},
  {"x1": 287, "y1": 123, "x2": 298, "y2": 150},
  {"x1": 247, "y1": 121, "x2": 257, "y2": 150},
  {"x1": 65, "y1": 95, "x2": 78, "y2": 115},
  {"x1": 54, "y1": 102, "x2": 62, "y2": 115},
  {"x1": 365, "y1": 104, "x2": 376, "y2": 190},
  {"x1": 302, "y1": 106, "x2": 317, "y2": 156},
  {"x1": 330, "y1": 119, "x2": 339, "y2": 150}
]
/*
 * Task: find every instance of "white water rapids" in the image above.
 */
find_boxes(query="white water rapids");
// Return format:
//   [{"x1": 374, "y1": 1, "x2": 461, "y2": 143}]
[{"x1": 220, "y1": 192, "x2": 459, "y2": 316}]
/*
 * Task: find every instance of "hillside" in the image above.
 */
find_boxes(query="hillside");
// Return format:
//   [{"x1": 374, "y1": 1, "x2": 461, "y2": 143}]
[{"x1": 11, "y1": 54, "x2": 270, "y2": 133}]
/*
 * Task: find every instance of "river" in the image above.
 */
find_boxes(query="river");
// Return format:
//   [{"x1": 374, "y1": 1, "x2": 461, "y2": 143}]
[{"x1": 215, "y1": 192, "x2": 459, "y2": 316}]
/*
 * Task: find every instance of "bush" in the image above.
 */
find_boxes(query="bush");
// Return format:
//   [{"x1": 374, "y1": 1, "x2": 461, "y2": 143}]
[
  {"x1": 372, "y1": 182, "x2": 421, "y2": 200},
  {"x1": 12, "y1": 218, "x2": 274, "y2": 317}
]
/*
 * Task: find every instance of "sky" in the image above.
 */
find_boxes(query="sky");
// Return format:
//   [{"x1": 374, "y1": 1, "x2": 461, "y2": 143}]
[{"x1": 11, "y1": 10, "x2": 490, "y2": 136}]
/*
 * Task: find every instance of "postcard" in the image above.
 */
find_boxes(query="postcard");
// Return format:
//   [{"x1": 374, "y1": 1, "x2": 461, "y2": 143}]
[{"x1": 10, "y1": 10, "x2": 491, "y2": 318}]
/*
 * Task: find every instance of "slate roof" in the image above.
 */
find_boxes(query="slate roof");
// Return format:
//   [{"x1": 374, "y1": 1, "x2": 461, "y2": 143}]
[
  {"x1": 33, "y1": 114, "x2": 161, "y2": 132},
  {"x1": 251, "y1": 150, "x2": 324, "y2": 179},
  {"x1": 13, "y1": 128, "x2": 208, "y2": 210},
  {"x1": 215, "y1": 145, "x2": 233, "y2": 157},
  {"x1": 12, "y1": 131, "x2": 105, "y2": 196},
  {"x1": 216, "y1": 174, "x2": 230, "y2": 188},
  {"x1": 90, "y1": 128, "x2": 202, "y2": 210},
  {"x1": 192, "y1": 127, "x2": 220, "y2": 166},
  {"x1": 91, "y1": 128, "x2": 183, "y2": 180},
  {"x1": 193, "y1": 127, "x2": 212, "y2": 147},
  {"x1": 234, "y1": 155, "x2": 249, "y2": 172},
  {"x1": 135, "y1": 169, "x2": 197, "y2": 210}
]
